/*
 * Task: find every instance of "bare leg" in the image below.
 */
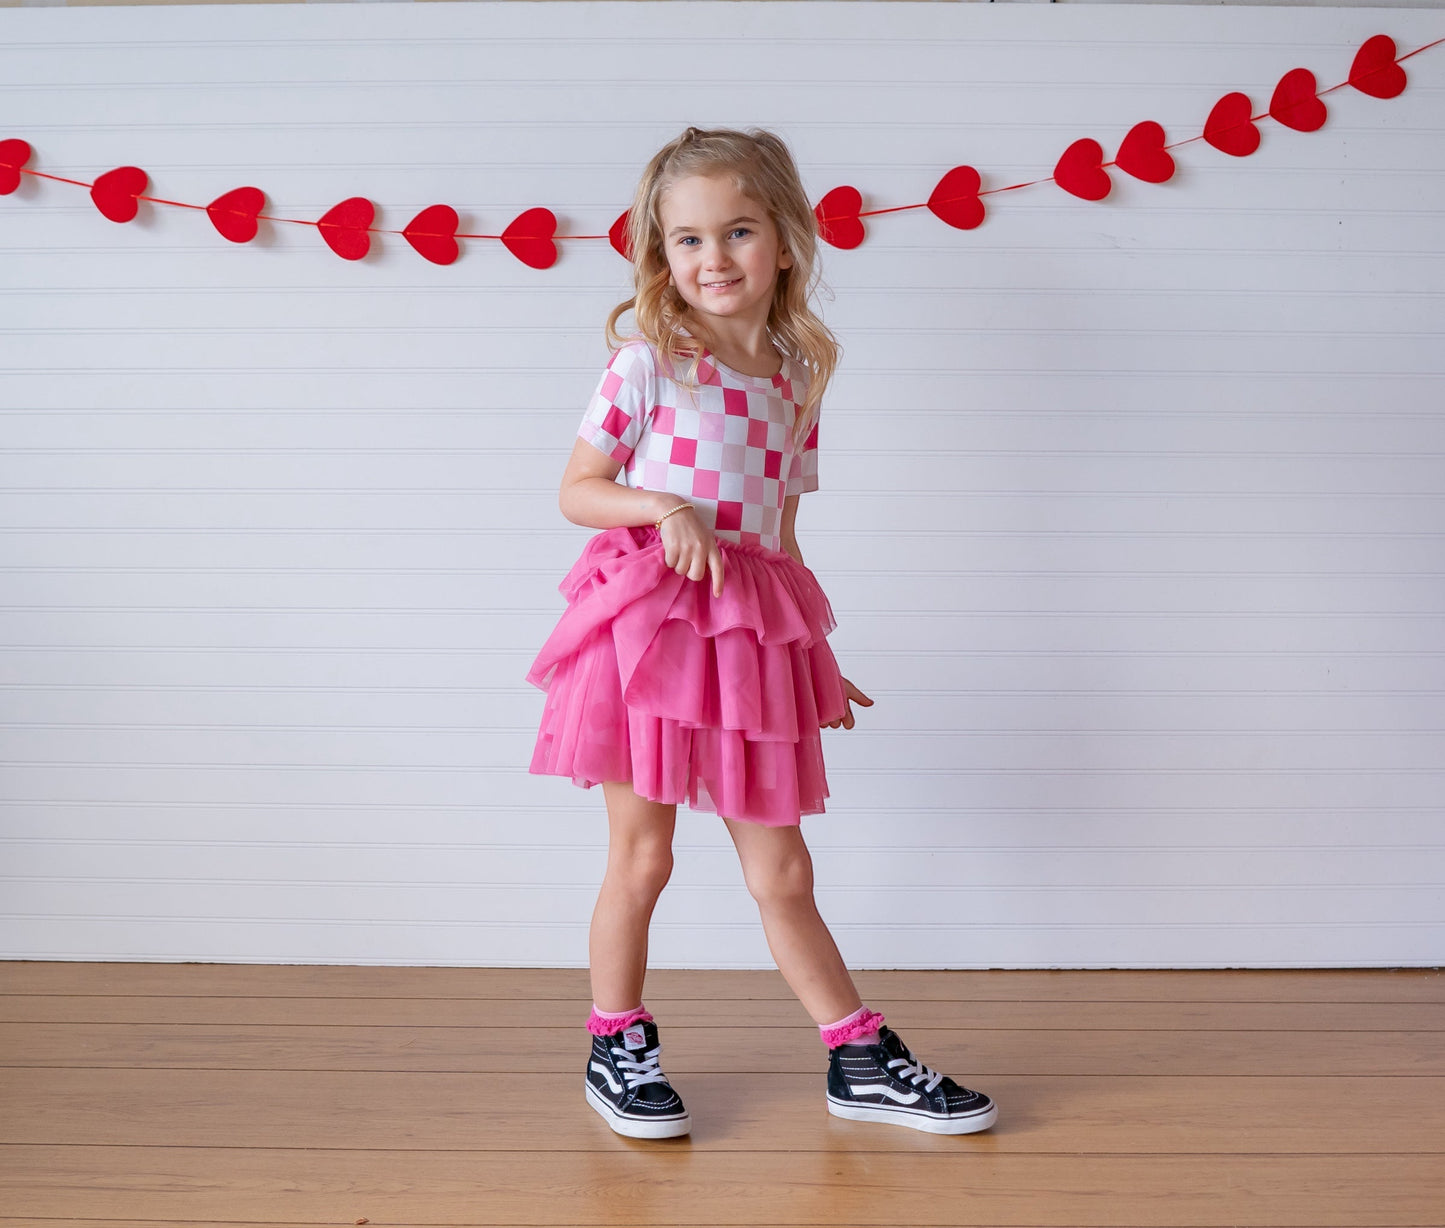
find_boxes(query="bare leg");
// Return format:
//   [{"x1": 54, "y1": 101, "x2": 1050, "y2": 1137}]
[
  {"x1": 724, "y1": 818, "x2": 863, "y2": 1025},
  {"x1": 589, "y1": 781, "x2": 677, "y2": 1014}
]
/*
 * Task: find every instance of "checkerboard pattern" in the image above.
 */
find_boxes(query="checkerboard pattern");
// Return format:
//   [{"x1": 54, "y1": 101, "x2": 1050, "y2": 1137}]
[{"x1": 578, "y1": 340, "x2": 820, "y2": 551}]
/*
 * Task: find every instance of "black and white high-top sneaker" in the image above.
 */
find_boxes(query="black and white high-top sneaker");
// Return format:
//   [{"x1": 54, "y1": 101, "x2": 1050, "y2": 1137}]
[
  {"x1": 826, "y1": 1026, "x2": 997, "y2": 1135},
  {"x1": 585, "y1": 1019, "x2": 691, "y2": 1139}
]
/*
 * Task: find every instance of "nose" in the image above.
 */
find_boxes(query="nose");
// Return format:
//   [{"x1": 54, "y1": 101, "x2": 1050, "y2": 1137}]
[{"x1": 701, "y1": 240, "x2": 733, "y2": 269}]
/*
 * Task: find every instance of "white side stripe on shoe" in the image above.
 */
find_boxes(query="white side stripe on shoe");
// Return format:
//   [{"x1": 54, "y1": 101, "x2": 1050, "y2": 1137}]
[
  {"x1": 590, "y1": 1060, "x2": 622, "y2": 1094},
  {"x1": 848, "y1": 1083, "x2": 921, "y2": 1105}
]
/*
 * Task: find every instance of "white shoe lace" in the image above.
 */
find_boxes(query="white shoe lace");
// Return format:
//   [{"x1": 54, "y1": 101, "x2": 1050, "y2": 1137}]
[
  {"x1": 612, "y1": 1044, "x2": 669, "y2": 1090},
  {"x1": 886, "y1": 1052, "x2": 944, "y2": 1094}
]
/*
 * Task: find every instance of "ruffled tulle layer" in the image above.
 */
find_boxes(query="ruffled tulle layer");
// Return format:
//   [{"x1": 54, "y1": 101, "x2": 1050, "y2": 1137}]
[{"x1": 526, "y1": 525, "x2": 848, "y2": 826}]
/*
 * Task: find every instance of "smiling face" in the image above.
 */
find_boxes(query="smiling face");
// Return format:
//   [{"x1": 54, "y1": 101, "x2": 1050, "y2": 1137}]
[{"x1": 657, "y1": 173, "x2": 794, "y2": 338}]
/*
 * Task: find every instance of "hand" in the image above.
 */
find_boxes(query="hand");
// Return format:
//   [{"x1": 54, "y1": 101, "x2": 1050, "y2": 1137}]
[
  {"x1": 825, "y1": 677, "x2": 874, "y2": 730},
  {"x1": 659, "y1": 504, "x2": 726, "y2": 598}
]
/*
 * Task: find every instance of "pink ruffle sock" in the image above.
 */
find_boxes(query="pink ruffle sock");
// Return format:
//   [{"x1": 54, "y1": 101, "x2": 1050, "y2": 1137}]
[
  {"x1": 586, "y1": 1003, "x2": 654, "y2": 1037},
  {"x1": 819, "y1": 1005, "x2": 886, "y2": 1048}
]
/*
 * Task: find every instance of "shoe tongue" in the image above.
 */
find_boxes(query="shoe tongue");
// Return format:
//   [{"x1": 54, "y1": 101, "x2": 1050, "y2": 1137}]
[
  {"x1": 621, "y1": 1021, "x2": 652, "y2": 1052},
  {"x1": 879, "y1": 1027, "x2": 908, "y2": 1057}
]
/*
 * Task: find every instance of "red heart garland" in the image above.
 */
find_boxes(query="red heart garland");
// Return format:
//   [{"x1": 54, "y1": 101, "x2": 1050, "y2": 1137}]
[
  {"x1": 1269, "y1": 68, "x2": 1327, "y2": 133},
  {"x1": 1114, "y1": 121, "x2": 1175, "y2": 184},
  {"x1": 503, "y1": 208, "x2": 558, "y2": 269},
  {"x1": 814, "y1": 186, "x2": 865, "y2": 249},
  {"x1": 1349, "y1": 34, "x2": 1407, "y2": 100},
  {"x1": 207, "y1": 186, "x2": 265, "y2": 244},
  {"x1": 927, "y1": 166, "x2": 985, "y2": 230},
  {"x1": 0, "y1": 138, "x2": 32, "y2": 195},
  {"x1": 1054, "y1": 139, "x2": 1111, "y2": 201},
  {"x1": 608, "y1": 209, "x2": 633, "y2": 261},
  {"x1": 403, "y1": 204, "x2": 460, "y2": 266},
  {"x1": 1204, "y1": 92, "x2": 1261, "y2": 157},
  {"x1": 90, "y1": 166, "x2": 149, "y2": 223},
  {"x1": 317, "y1": 197, "x2": 374, "y2": 261}
]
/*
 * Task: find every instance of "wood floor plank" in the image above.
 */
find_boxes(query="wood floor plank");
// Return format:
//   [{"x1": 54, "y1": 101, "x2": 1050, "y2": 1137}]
[
  {"x1": 4, "y1": 1068, "x2": 1441, "y2": 1156},
  {"x1": 4, "y1": 962, "x2": 1441, "y2": 1003},
  {"x1": 3, "y1": 1021, "x2": 1438, "y2": 1076},
  {"x1": 3, "y1": 1147, "x2": 1441, "y2": 1226},
  {"x1": 5, "y1": 994, "x2": 1440, "y2": 1031}
]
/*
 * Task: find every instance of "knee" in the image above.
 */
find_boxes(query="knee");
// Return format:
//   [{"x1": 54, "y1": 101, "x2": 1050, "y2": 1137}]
[
  {"x1": 743, "y1": 844, "x2": 815, "y2": 910},
  {"x1": 607, "y1": 842, "x2": 674, "y2": 904}
]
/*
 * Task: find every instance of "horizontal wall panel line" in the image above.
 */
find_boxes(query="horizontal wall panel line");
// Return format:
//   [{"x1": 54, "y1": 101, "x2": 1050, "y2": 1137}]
[
  {"x1": 6, "y1": 70, "x2": 1441, "y2": 86},
  {"x1": 4, "y1": 571, "x2": 1444, "y2": 582},
  {"x1": 5, "y1": 567, "x2": 1443, "y2": 578},
  {"x1": 7, "y1": 840, "x2": 1441, "y2": 854},
  {"x1": 4, "y1": 725, "x2": 1444, "y2": 736},
  {"x1": 5, "y1": 33, "x2": 1429, "y2": 47},
  {"x1": 9, "y1": 287, "x2": 1445, "y2": 300},
  {"x1": 1, "y1": 647, "x2": 1441, "y2": 657},
  {"x1": 8, "y1": 878, "x2": 1441, "y2": 892},
  {"x1": 2, "y1": 492, "x2": 1443, "y2": 501},
  {"x1": 7, "y1": 688, "x2": 1443, "y2": 701},
  {"x1": 4, "y1": 804, "x2": 1439, "y2": 818},
  {"x1": 9, "y1": 440, "x2": 1445, "y2": 455},
  {"x1": 11, "y1": 328, "x2": 1445, "y2": 341},
  {"x1": 5, "y1": 532, "x2": 1445, "y2": 542},
  {"x1": 5, "y1": 762, "x2": 1445, "y2": 776},
  {"x1": 3, "y1": 915, "x2": 1438, "y2": 933},
  {"x1": 6, "y1": 366, "x2": 1444, "y2": 378},
  {"x1": 6, "y1": 607, "x2": 1443, "y2": 618}
]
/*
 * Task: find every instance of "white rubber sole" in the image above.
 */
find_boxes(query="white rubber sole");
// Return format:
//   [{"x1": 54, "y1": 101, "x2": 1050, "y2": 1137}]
[
  {"x1": 827, "y1": 1094, "x2": 998, "y2": 1135},
  {"x1": 586, "y1": 1081, "x2": 692, "y2": 1139}
]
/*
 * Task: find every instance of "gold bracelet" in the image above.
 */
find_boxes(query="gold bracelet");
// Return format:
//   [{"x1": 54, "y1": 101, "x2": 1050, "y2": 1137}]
[{"x1": 654, "y1": 502, "x2": 695, "y2": 531}]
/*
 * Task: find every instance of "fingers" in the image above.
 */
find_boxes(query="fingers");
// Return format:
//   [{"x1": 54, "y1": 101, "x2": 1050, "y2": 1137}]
[
  {"x1": 708, "y1": 544, "x2": 726, "y2": 598},
  {"x1": 825, "y1": 676, "x2": 872, "y2": 731},
  {"x1": 658, "y1": 509, "x2": 723, "y2": 593}
]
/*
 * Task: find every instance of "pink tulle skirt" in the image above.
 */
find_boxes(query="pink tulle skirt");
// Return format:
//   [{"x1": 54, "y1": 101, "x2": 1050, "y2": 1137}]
[{"x1": 526, "y1": 525, "x2": 849, "y2": 826}]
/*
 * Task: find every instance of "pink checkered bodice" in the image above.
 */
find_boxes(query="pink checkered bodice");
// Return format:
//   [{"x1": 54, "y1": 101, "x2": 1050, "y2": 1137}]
[{"x1": 577, "y1": 339, "x2": 820, "y2": 551}]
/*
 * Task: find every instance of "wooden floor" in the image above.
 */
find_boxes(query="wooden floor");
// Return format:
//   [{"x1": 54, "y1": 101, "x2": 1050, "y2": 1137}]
[{"x1": 0, "y1": 964, "x2": 1441, "y2": 1227}]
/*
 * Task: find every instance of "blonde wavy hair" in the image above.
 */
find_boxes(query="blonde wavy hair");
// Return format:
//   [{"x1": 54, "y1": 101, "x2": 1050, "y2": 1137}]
[{"x1": 605, "y1": 127, "x2": 839, "y2": 443}]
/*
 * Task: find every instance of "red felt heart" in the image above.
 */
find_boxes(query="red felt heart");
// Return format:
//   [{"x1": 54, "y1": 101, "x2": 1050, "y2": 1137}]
[
  {"x1": 90, "y1": 166, "x2": 149, "y2": 223},
  {"x1": 1349, "y1": 34, "x2": 1407, "y2": 100},
  {"x1": 608, "y1": 209, "x2": 633, "y2": 261},
  {"x1": 317, "y1": 196, "x2": 374, "y2": 261},
  {"x1": 927, "y1": 166, "x2": 985, "y2": 230},
  {"x1": 1114, "y1": 121, "x2": 1175, "y2": 184},
  {"x1": 403, "y1": 204, "x2": 460, "y2": 266},
  {"x1": 502, "y1": 207, "x2": 558, "y2": 270},
  {"x1": 1269, "y1": 68, "x2": 1327, "y2": 133},
  {"x1": 0, "y1": 138, "x2": 32, "y2": 195},
  {"x1": 814, "y1": 186, "x2": 865, "y2": 249},
  {"x1": 1054, "y1": 138, "x2": 1111, "y2": 202},
  {"x1": 1204, "y1": 92, "x2": 1261, "y2": 157},
  {"x1": 207, "y1": 186, "x2": 265, "y2": 244}
]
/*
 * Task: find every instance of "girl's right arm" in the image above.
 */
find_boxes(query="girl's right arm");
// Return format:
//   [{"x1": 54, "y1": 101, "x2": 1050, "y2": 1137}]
[{"x1": 559, "y1": 438, "x2": 726, "y2": 597}]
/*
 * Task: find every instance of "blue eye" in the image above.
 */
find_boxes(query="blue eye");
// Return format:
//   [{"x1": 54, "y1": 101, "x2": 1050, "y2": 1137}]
[
  {"x1": 678, "y1": 236, "x2": 699, "y2": 246},
  {"x1": 730, "y1": 228, "x2": 751, "y2": 239}
]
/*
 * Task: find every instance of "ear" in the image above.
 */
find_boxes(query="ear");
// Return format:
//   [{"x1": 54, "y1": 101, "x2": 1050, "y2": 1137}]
[{"x1": 778, "y1": 247, "x2": 795, "y2": 271}]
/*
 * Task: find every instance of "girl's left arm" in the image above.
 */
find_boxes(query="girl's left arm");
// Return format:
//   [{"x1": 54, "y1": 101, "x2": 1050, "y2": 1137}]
[{"x1": 781, "y1": 495, "x2": 875, "y2": 730}]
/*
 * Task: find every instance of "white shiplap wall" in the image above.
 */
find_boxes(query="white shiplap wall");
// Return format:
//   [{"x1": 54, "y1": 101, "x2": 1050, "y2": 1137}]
[{"x1": 1, "y1": 3, "x2": 1442, "y2": 968}]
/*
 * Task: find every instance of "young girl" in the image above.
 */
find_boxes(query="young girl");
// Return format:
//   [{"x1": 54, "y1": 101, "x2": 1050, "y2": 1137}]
[{"x1": 527, "y1": 127, "x2": 997, "y2": 1140}]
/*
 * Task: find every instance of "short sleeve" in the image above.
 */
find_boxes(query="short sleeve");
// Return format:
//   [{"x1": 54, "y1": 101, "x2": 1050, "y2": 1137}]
[
  {"x1": 785, "y1": 415, "x2": 820, "y2": 496},
  {"x1": 578, "y1": 342, "x2": 655, "y2": 466}
]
